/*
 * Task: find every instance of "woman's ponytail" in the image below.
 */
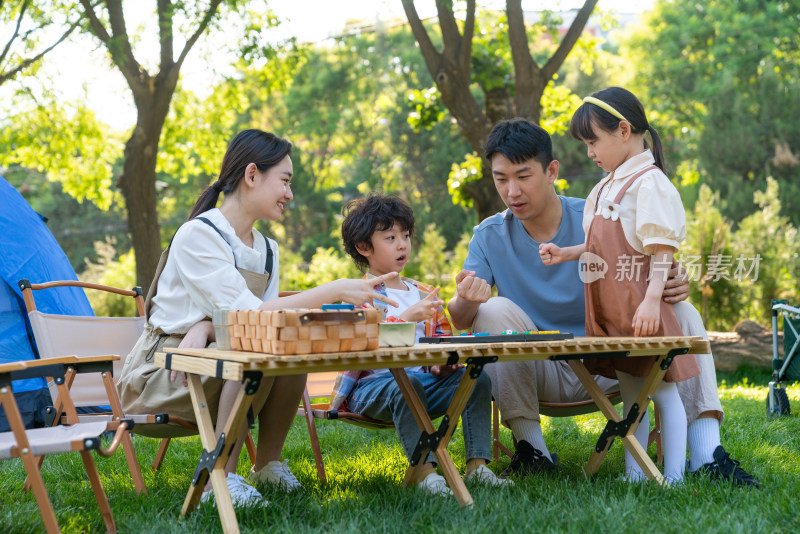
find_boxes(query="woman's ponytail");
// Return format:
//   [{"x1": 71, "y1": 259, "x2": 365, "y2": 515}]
[
  {"x1": 648, "y1": 124, "x2": 666, "y2": 173},
  {"x1": 188, "y1": 184, "x2": 222, "y2": 220}
]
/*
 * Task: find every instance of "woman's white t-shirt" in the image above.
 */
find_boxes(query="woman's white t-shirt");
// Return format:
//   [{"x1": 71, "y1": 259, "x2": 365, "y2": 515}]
[{"x1": 149, "y1": 208, "x2": 279, "y2": 334}]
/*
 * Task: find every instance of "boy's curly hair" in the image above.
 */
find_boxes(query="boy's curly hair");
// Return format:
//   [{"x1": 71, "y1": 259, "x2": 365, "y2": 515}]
[{"x1": 341, "y1": 193, "x2": 415, "y2": 272}]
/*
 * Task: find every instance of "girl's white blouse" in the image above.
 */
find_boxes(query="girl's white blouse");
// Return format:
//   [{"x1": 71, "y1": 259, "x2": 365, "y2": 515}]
[
  {"x1": 582, "y1": 150, "x2": 685, "y2": 256},
  {"x1": 149, "y1": 208, "x2": 280, "y2": 333}
]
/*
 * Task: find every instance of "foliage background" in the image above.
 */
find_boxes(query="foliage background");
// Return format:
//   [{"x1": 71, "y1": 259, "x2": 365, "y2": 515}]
[{"x1": 1, "y1": 0, "x2": 798, "y2": 330}]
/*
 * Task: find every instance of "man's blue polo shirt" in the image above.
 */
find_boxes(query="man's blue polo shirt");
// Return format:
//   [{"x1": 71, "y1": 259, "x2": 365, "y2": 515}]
[{"x1": 463, "y1": 196, "x2": 587, "y2": 335}]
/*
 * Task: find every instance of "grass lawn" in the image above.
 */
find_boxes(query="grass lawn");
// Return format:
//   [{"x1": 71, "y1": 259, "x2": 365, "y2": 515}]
[{"x1": 2, "y1": 367, "x2": 799, "y2": 533}]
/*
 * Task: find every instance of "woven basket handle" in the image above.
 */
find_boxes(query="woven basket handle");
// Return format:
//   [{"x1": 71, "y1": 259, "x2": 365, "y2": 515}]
[{"x1": 299, "y1": 310, "x2": 367, "y2": 325}]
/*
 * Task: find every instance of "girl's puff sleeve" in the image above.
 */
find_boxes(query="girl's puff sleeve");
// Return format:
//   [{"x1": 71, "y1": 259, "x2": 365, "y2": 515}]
[
  {"x1": 582, "y1": 180, "x2": 605, "y2": 234},
  {"x1": 635, "y1": 173, "x2": 686, "y2": 255}
]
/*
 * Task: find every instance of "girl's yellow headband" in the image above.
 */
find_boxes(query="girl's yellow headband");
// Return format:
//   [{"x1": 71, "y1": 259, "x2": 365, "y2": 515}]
[{"x1": 583, "y1": 96, "x2": 628, "y2": 122}]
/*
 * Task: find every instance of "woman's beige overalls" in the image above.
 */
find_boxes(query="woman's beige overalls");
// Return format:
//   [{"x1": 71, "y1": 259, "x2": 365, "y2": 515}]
[
  {"x1": 117, "y1": 217, "x2": 273, "y2": 423},
  {"x1": 582, "y1": 166, "x2": 699, "y2": 382}
]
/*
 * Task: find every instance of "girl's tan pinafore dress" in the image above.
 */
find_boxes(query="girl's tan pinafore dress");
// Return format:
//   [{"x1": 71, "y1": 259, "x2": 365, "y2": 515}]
[{"x1": 583, "y1": 167, "x2": 699, "y2": 382}]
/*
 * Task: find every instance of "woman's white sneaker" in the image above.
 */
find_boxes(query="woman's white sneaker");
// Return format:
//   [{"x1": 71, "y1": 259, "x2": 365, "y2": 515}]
[
  {"x1": 201, "y1": 473, "x2": 268, "y2": 507},
  {"x1": 250, "y1": 460, "x2": 302, "y2": 492}
]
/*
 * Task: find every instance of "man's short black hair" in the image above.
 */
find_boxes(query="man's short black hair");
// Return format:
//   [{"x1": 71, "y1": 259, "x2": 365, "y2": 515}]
[
  {"x1": 484, "y1": 118, "x2": 554, "y2": 169},
  {"x1": 341, "y1": 193, "x2": 415, "y2": 272}
]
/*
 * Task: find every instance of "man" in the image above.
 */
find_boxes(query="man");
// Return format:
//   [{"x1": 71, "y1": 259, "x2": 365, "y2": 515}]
[{"x1": 447, "y1": 118, "x2": 759, "y2": 487}]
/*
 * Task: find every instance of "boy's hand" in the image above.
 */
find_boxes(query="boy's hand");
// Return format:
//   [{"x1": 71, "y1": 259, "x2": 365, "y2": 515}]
[
  {"x1": 455, "y1": 269, "x2": 491, "y2": 303},
  {"x1": 430, "y1": 364, "x2": 461, "y2": 378},
  {"x1": 539, "y1": 243, "x2": 564, "y2": 265},
  {"x1": 632, "y1": 297, "x2": 661, "y2": 337},
  {"x1": 399, "y1": 287, "x2": 444, "y2": 323}
]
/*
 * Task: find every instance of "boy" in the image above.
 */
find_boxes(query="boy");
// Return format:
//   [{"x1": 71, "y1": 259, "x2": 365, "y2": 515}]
[{"x1": 332, "y1": 193, "x2": 510, "y2": 496}]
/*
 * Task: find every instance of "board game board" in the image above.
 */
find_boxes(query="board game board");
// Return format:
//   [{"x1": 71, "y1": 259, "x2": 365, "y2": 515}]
[{"x1": 418, "y1": 331, "x2": 573, "y2": 344}]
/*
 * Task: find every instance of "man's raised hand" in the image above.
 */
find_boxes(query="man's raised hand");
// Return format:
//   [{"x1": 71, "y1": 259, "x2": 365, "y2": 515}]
[{"x1": 455, "y1": 269, "x2": 491, "y2": 303}]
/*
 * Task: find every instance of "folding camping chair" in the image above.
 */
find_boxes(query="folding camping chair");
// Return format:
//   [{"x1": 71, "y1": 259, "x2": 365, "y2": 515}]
[
  {"x1": 20, "y1": 279, "x2": 257, "y2": 479},
  {"x1": 768, "y1": 300, "x2": 800, "y2": 416},
  {"x1": 492, "y1": 393, "x2": 664, "y2": 465},
  {"x1": 19, "y1": 279, "x2": 150, "y2": 494},
  {"x1": 1, "y1": 355, "x2": 131, "y2": 533},
  {"x1": 297, "y1": 372, "x2": 395, "y2": 483}
]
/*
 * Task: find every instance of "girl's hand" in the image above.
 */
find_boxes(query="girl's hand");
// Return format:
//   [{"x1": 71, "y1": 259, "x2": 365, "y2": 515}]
[
  {"x1": 336, "y1": 272, "x2": 400, "y2": 308},
  {"x1": 170, "y1": 320, "x2": 215, "y2": 386},
  {"x1": 455, "y1": 269, "x2": 491, "y2": 303},
  {"x1": 632, "y1": 298, "x2": 661, "y2": 337},
  {"x1": 539, "y1": 243, "x2": 564, "y2": 265},
  {"x1": 399, "y1": 287, "x2": 444, "y2": 323}
]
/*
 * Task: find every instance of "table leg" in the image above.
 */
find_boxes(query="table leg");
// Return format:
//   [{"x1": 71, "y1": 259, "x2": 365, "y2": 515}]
[
  {"x1": 181, "y1": 372, "x2": 260, "y2": 534},
  {"x1": 390, "y1": 366, "x2": 479, "y2": 507},
  {"x1": 568, "y1": 357, "x2": 668, "y2": 485}
]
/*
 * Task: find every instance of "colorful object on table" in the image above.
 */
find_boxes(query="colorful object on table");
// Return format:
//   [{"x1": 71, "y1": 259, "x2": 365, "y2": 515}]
[
  {"x1": 382, "y1": 315, "x2": 406, "y2": 323},
  {"x1": 322, "y1": 303, "x2": 355, "y2": 311},
  {"x1": 419, "y1": 331, "x2": 573, "y2": 344}
]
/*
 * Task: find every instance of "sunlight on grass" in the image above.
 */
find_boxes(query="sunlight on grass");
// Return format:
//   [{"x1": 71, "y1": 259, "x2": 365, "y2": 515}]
[{"x1": 2, "y1": 378, "x2": 799, "y2": 532}]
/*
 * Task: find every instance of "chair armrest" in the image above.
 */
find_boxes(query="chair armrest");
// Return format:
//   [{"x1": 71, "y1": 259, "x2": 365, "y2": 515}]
[{"x1": 0, "y1": 355, "x2": 120, "y2": 378}]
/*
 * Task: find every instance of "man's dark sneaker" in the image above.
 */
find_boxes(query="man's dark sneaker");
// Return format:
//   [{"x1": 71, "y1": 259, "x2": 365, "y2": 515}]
[
  {"x1": 500, "y1": 440, "x2": 557, "y2": 479},
  {"x1": 694, "y1": 445, "x2": 761, "y2": 489}
]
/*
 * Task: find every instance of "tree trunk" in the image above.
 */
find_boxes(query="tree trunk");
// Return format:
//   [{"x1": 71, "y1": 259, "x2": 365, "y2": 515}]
[{"x1": 120, "y1": 86, "x2": 175, "y2": 294}]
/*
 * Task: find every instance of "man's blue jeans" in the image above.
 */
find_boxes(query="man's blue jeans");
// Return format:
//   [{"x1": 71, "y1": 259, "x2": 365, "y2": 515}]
[{"x1": 346, "y1": 368, "x2": 492, "y2": 464}]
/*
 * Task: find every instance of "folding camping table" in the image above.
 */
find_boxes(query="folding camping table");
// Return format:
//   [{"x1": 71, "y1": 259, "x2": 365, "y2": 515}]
[{"x1": 156, "y1": 335, "x2": 709, "y2": 534}]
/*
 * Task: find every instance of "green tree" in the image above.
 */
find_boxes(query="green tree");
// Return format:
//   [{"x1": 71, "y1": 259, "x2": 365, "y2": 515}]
[
  {"x1": 223, "y1": 23, "x2": 475, "y2": 261},
  {"x1": 732, "y1": 177, "x2": 800, "y2": 323},
  {"x1": 627, "y1": 0, "x2": 800, "y2": 225},
  {"x1": 76, "y1": 0, "x2": 233, "y2": 292},
  {"x1": 682, "y1": 184, "x2": 742, "y2": 330},
  {"x1": 0, "y1": 0, "x2": 81, "y2": 85},
  {"x1": 401, "y1": 0, "x2": 599, "y2": 220}
]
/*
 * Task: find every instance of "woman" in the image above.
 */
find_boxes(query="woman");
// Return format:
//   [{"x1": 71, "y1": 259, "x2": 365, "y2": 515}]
[{"x1": 118, "y1": 129, "x2": 398, "y2": 505}]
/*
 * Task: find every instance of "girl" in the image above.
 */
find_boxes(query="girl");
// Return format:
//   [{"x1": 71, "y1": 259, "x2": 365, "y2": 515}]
[
  {"x1": 539, "y1": 87, "x2": 699, "y2": 484},
  {"x1": 117, "y1": 129, "x2": 398, "y2": 505}
]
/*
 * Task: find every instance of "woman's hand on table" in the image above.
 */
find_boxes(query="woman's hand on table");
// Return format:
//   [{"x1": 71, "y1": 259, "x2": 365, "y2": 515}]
[
  {"x1": 334, "y1": 272, "x2": 401, "y2": 307},
  {"x1": 170, "y1": 320, "x2": 214, "y2": 387}
]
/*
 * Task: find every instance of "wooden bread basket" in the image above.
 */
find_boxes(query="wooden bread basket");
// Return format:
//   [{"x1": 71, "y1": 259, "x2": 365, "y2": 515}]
[{"x1": 213, "y1": 307, "x2": 380, "y2": 354}]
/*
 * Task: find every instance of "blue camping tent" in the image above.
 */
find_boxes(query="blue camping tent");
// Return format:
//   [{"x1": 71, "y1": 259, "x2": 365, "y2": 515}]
[{"x1": 0, "y1": 175, "x2": 94, "y2": 431}]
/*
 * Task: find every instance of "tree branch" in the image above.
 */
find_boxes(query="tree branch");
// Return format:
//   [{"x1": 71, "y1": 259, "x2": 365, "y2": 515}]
[
  {"x1": 401, "y1": 0, "x2": 441, "y2": 75},
  {"x1": 79, "y1": 0, "x2": 111, "y2": 43},
  {"x1": 542, "y1": 0, "x2": 597, "y2": 79},
  {"x1": 459, "y1": 0, "x2": 476, "y2": 76},
  {"x1": 436, "y1": 0, "x2": 461, "y2": 50},
  {"x1": 0, "y1": 19, "x2": 79, "y2": 85},
  {"x1": 80, "y1": 0, "x2": 148, "y2": 90},
  {"x1": 0, "y1": 0, "x2": 29, "y2": 65},
  {"x1": 506, "y1": 0, "x2": 538, "y2": 118},
  {"x1": 175, "y1": 0, "x2": 223, "y2": 67},
  {"x1": 157, "y1": 0, "x2": 174, "y2": 69},
  {"x1": 1, "y1": 1, "x2": 86, "y2": 86}
]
